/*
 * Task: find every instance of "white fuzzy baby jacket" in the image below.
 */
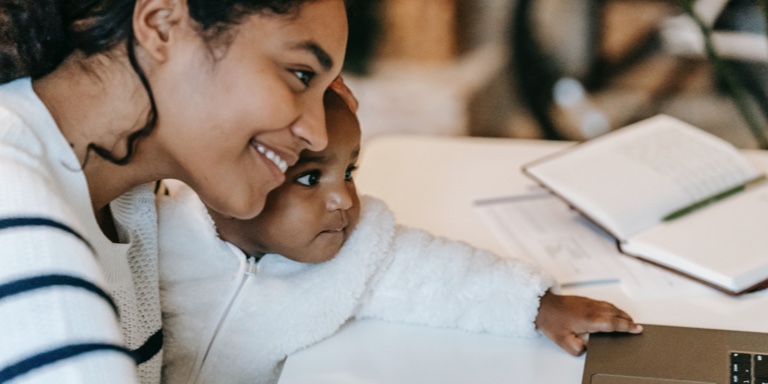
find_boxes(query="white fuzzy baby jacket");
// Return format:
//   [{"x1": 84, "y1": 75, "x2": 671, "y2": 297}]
[{"x1": 158, "y1": 184, "x2": 554, "y2": 384}]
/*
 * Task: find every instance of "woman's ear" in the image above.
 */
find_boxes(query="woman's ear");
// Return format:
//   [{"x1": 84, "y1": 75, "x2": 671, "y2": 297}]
[{"x1": 132, "y1": 0, "x2": 187, "y2": 63}]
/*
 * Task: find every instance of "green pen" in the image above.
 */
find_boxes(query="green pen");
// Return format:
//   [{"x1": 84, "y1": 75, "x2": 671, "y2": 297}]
[{"x1": 662, "y1": 173, "x2": 768, "y2": 222}]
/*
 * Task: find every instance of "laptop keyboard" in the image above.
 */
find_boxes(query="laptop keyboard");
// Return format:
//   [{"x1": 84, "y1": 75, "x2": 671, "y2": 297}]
[{"x1": 732, "y1": 352, "x2": 768, "y2": 384}]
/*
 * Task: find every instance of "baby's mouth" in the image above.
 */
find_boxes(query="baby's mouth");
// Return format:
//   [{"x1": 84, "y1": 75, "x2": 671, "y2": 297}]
[
  {"x1": 321, "y1": 220, "x2": 348, "y2": 235},
  {"x1": 322, "y1": 226, "x2": 345, "y2": 234}
]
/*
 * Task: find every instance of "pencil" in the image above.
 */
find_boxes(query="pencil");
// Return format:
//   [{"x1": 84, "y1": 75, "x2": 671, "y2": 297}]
[{"x1": 662, "y1": 174, "x2": 768, "y2": 222}]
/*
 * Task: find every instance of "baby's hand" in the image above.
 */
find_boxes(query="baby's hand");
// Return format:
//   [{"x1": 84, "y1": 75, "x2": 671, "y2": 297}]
[{"x1": 534, "y1": 291, "x2": 642, "y2": 356}]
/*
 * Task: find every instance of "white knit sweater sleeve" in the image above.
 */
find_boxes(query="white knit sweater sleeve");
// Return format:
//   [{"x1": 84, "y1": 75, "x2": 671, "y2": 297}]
[
  {"x1": 355, "y1": 225, "x2": 555, "y2": 338},
  {"x1": 0, "y1": 104, "x2": 138, "y2": 381}
]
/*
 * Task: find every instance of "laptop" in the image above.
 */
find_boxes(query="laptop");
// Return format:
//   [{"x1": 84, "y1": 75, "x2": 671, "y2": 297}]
[{"x1": 582, "y1": 324, "x2": 768, "y2": 384}]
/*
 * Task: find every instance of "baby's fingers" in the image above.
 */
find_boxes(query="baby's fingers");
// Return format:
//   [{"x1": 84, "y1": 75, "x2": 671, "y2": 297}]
[
  {"x1": 558, "y1": 333, "x2": 588, "y2": 356},
  {"x1": 589, "y1": 315, "x2": 643, "y2": 334}
]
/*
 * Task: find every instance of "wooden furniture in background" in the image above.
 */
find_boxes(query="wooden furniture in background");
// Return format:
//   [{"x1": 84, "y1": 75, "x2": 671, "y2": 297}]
[{"x1": 376, "y1": 0, "x2": 458, "y2": 62}]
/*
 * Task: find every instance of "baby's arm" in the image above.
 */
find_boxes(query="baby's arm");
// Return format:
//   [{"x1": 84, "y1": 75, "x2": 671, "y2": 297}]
[
  {"x1": 535, "y1": 291, "x2": 643, "y2": 356},
  {"x1": 356, "y1": 225, "x2": 554, "y2": 338}
]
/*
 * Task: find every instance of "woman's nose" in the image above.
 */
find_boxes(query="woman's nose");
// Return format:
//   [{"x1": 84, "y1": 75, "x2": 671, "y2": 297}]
[{"x1": 291, "y1": 99, "x2": 328, "y2": 152}]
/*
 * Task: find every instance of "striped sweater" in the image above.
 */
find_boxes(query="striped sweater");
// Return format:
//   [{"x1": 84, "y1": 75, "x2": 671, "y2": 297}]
[{"x1": 0, "y1": 78, "x2": 163, "y2": 383}]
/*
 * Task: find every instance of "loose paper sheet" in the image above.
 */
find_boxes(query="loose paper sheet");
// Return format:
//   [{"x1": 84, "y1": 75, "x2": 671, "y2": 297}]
[{"x1": 474, "y1": 192, "x2": 711, "y2": 299}]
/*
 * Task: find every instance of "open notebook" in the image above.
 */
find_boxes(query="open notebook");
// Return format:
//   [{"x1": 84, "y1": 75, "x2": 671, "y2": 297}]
[{"x1": 523, "y1": 114, "x2": 768, "y2": 295}]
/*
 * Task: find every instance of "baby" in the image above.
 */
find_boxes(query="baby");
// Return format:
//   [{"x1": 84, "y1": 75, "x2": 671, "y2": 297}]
[{"x1": 158, "y1": 90, "x2": 641, "y2": 384}]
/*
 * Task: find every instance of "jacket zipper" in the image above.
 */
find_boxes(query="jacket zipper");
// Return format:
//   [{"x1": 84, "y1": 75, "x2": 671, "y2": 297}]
[{"x1": 188, "y1": 255, "x2": 259, "y2": 384}]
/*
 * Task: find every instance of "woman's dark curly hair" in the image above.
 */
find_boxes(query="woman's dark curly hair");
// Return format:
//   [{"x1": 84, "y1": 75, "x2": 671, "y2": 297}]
[{"x1": 0, "y1": 0, "x2": 346, "y2": 165}]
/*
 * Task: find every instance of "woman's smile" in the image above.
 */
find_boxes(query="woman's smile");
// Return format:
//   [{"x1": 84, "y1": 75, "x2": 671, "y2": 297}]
[
  {"x1": 252, "y1": 141, "x2": 289, "y2": 173},
  {"x1": 250, "y1": 139, "x2": 301, "y2": 186}
]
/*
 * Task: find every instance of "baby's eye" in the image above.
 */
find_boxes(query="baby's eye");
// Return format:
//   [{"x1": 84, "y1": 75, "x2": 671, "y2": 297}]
[
  {"x1": 292, "y1": 69, "x2": 316, "y2": 87},
  {"x1": 296, "y1": 171, "x2": 320, "y2": 186},
  {"x1": 345, "y1": 165, "x2": 358, "y2": 182}
]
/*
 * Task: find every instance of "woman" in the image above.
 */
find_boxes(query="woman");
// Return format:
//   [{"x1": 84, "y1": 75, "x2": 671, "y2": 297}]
[{"x1": 0, "y1": 0, "x2": 348, "y2": 383}]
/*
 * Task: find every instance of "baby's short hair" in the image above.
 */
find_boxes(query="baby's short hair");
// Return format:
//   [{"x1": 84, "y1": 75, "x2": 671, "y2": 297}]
[{"x1": 324, "y1": 88, "x2": 358, "y2": 123}]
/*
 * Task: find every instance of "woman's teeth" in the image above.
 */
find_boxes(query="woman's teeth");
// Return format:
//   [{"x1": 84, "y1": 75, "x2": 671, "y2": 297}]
[{"x1": 256, "y1": 144, "x2": 288, "y2": 173}]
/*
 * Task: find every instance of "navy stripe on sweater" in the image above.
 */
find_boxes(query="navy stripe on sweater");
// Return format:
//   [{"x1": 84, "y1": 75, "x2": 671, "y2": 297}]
[
  {"x1": 0, "y1": 217, "x2": 162, "y2": 380},
  {"x1": 133, "y1": 328, "x2": 164, "y2": 364},
  {"x1": 0, "y1": 343, "x2": 134, "y2": 383},
  {"x1": 0, "y1": 328, "x2": 163, "y2": 382},
  {"x1": 0, "y1": 274, "x2": 119, "y2": 315},
  {"x1": 0, "y1": 217, "x2": 117, "y2": 312},
  {"x1": 0, "y1": 217, "x2": 95, "y2": 254}
]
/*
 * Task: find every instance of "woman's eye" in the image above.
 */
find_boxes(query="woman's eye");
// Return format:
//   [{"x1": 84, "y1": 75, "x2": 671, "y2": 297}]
[
  {"x1": 292, "y1": 69, "x2": 316, "y2": 87},
  {"x1": 296, "y1": 171, "x2": 320, "y2": 186},
  {"x1": 345, "y1": 165, "x2": 358, "y2": 182}
]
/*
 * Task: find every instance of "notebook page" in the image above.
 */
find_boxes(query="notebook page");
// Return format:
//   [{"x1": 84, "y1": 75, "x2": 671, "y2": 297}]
[
  {"x1": 525, "y1": 115, "x2": 759, "y2": 239},
  {"x1": 622, "y1": 183, "x2": 768, "y2": 293},
  {"x1": 474, "y1": 193, "x2": 623, "y2": 286}
]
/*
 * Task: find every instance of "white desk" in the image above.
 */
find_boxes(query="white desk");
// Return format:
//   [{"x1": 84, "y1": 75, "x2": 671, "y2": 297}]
[{"x1": 278, "y1": 135, "x2": 768, "y2": 384}]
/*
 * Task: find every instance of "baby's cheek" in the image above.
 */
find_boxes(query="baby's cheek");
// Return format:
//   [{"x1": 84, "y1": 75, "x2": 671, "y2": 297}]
[{"x1": 347, "y1": 209, "x2": 362, "y2": 233}]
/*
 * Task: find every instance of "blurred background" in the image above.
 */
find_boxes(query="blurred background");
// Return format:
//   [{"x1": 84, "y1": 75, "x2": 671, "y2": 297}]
[{"x1": 342, "y1": 0, "x2": 768, "y2": 149}]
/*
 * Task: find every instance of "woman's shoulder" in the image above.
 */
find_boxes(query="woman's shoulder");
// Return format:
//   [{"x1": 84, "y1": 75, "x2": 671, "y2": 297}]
[
  {"x1": 0, "y1": 109, "x2": 63, "y2": 207},
  {"x1": 0, "y1": 78, "x2": 69, "y2": 166},
  {"x1": 0, "y1": 79, "x2": 90, "y2": 229},
  {"x1": 0, "y1": 104, "x2": 42, "y2": 155}
]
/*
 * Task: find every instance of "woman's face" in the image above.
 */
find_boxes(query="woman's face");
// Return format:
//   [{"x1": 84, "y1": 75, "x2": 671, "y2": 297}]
[
  {"x1": 151, "y1": 0, "x2": 348, "y2": 219},
  {"x1": 212, "y1": 91, "x2": 362, "y2": 263}
]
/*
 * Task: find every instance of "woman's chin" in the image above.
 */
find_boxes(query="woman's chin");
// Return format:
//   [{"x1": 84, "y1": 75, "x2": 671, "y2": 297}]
[
  {"x1": 204, "y1": 193, "x2": 267, "y2": 221},
  {"x1": 230, "y1": 200, "x2": 267, "y2": 220}
]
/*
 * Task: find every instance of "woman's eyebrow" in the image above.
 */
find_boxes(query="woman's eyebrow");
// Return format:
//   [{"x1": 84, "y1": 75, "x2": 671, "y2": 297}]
[{"x1": 290, "y1": 41, "x2": 333, "y2": 71}]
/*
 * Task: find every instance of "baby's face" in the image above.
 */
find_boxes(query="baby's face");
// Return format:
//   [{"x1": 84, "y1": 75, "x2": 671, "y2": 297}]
[{"x1": 213, "y1": 92, "x2": 361, "y2": 263}]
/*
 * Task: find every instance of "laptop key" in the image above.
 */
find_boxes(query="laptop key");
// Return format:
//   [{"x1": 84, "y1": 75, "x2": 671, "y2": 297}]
[
  {"x1": 756, "y1": 355, "x2": 768, "y2": 377},
  {"x1": 732, "y1": 374, "x2": 751, "y2": 384},
  {"x1": 733, "y1": 363, "x2": 753, "y2": 375},
  {"x1": 755, "y1": 378, "x2": 768, "y2": 384},
  {"x1": 733, "y1": 353, "x2": 753, "y2": 363},
  {"x1": 731, "y1": 353, "x2": 753, "y2": 383}
]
